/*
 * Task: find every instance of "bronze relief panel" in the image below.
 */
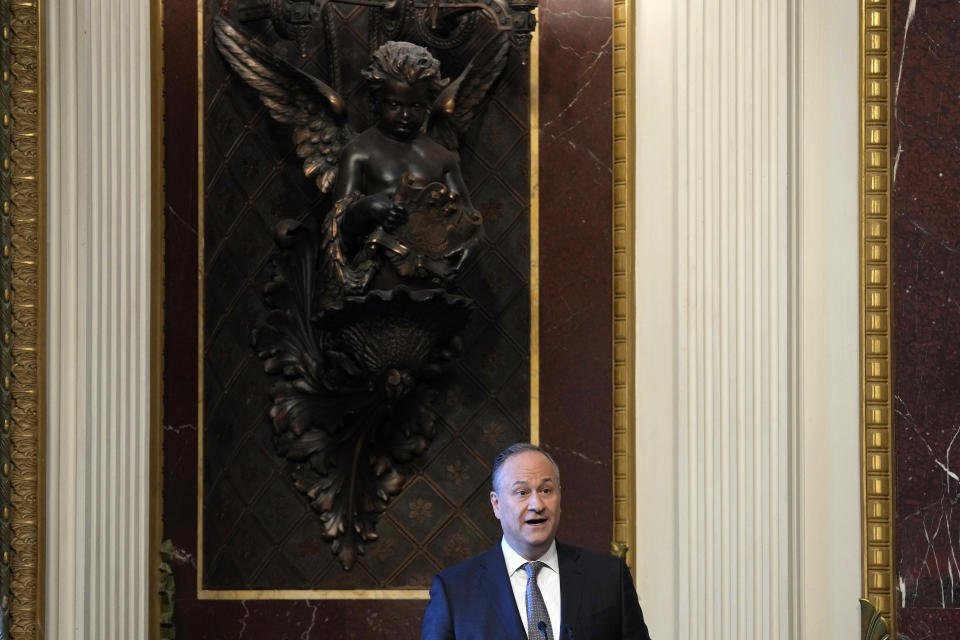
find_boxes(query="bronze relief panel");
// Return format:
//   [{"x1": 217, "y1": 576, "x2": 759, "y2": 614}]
[{"x1": 199, "y1": 0, "x2": 536, "y2": 592}]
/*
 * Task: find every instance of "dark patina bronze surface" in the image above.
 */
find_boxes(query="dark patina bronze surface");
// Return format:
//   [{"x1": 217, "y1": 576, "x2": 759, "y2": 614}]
[{"x1": 205, "y1": 2, "x2": 531, "y2": 580}]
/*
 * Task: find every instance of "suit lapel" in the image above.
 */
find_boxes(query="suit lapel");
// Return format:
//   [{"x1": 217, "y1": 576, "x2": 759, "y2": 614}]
[
  {"x1": 557, "y1": 542, "x2": 584, "y2": 640},
  {"x1": 480, "y1": 545, "x2": 527, "y2": 638}
]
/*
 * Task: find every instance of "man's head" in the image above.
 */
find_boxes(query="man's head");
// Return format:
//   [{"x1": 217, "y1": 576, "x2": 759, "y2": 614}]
[{"x1": 489, "y1": 443, "x2": 562, "y2": 560}]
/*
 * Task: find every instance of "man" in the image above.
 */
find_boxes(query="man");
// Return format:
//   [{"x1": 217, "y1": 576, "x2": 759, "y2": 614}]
[{"x1": 421, "y1": 443, "x2": 652, "y2": 640}]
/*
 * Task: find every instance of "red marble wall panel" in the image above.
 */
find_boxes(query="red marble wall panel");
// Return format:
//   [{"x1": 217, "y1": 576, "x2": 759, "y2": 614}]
[
  {"x1": 163, "y1": 0, "x2": 202, "y2": 566},
  {"x1": 893, "y1": 0, "x2": 960, "y2": 636},
  {"x1": 162, "y1": 0, "x2": 618, "y2": 636},
  {"x1": 538, "y1": 0, "x2": 615, "y2": 556}
]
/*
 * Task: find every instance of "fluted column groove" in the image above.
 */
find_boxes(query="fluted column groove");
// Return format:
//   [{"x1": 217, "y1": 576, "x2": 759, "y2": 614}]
[{"x1": 46, "y1": 1, "x2": 151, "y2": 638}]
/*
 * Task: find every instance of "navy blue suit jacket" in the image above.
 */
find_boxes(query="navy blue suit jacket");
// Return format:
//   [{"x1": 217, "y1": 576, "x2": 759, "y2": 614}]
[{"x1": 421, "y1": 541, "x2": 651, "y2": 640}]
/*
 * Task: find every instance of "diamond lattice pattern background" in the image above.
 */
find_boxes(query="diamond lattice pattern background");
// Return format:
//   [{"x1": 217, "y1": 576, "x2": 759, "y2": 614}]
[{"x1": 201, "y1": 3, "x2": 531, "y2": 589}]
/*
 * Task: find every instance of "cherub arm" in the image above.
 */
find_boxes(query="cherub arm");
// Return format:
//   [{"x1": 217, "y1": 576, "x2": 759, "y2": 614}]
[{"x1": 335, "y1": 142, "x2": 407, "y2": 245}]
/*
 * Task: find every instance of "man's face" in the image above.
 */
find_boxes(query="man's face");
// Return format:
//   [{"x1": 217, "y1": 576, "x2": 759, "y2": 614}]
[
  {"x1": 490, "y1": 451, "x2": 562, "y2": 560},
  {"x1": 376, "y1": 79, "x2": 431, "y2": 141}
]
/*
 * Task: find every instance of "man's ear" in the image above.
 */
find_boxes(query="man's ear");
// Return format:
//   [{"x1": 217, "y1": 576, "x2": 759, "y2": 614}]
[{"x1": 490, "y1": 490, "x2": 501, "y2": 520}]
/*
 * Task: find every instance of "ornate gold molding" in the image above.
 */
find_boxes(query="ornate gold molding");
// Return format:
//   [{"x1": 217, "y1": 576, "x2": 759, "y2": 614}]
[
  {"x1": 529, "y1": 7, "x2": 540, "y2": 446},
  {"x1": 612, "y1": 0, "x2": 636, "y2": 569},
  {"x1": 860, "y1": 0, "x2": 894, "y2": 632},
  {"x1": 1, "y1": 0, "x2": 44, "y2": 637}
]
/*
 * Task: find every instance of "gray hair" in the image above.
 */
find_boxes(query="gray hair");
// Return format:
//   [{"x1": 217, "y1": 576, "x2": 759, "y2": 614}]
[{"x1": 491, "y1": 442, "x2": 561, "y2": 493}]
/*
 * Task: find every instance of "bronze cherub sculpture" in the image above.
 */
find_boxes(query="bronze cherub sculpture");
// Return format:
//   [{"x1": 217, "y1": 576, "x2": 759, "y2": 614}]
[{"x1": 213, "y1": 15, "x2": 512, "y2": 570}]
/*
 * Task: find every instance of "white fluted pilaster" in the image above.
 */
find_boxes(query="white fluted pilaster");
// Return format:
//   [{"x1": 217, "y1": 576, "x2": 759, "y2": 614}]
[
  {"x1": 675, "y1": 2, "x2": 797, "y2": 637},
  {"x1": 635, "y1": 1, "x2": 860, "y2": 638},
  {"x1": 46, "y1": 1, "x2": 151, "y2": 638}
]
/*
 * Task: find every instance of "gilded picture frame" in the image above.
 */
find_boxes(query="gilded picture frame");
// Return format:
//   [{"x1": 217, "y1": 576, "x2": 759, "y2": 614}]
[{"x1": 194, "y1": 2, "x2": 542, "y2": 599}]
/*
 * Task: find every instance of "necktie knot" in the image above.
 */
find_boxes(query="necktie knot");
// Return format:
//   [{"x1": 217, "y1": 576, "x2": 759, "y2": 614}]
[{"x1": 524, "y1": 561, "x2": 544, "y2": 580}]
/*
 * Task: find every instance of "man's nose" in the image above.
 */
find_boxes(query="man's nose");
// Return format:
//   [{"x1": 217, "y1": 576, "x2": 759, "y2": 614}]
[{"x1": 528, "y1": 492, "x2": 542, "y2": 510}]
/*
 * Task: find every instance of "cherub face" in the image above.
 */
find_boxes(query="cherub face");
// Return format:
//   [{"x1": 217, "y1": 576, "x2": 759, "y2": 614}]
[{"x1": 376, "y1": 79, "x2": 431, "y2": 142}]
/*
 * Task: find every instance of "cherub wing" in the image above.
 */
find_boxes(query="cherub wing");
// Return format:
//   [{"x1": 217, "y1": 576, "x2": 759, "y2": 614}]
[
  {"x1": 212, "y1": 16, "x2": 354, "y2": 193},
  {"x1": 428, "y1": 31, "x2": 512, "y2": 151}
]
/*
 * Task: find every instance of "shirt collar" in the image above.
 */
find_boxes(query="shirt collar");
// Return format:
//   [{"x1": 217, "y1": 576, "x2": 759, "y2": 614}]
[{"x1": 500, "y1": 537, "x2": 559, "y2": 576}]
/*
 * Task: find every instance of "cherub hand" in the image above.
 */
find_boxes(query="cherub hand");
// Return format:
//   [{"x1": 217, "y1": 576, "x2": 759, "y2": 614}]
[{"x1": 378, "y1": 202, "x2": 408, "y2": 232}]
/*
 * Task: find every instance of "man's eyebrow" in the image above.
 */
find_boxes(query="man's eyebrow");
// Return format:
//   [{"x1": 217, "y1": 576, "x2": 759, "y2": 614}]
[{"x1": 510, "y1": 478, "x2": 556, "y2": 487}]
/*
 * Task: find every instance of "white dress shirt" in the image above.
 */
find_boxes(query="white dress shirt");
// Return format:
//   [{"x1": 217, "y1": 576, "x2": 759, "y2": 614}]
[{"x1": 501, "y1": 537, "x2": 561, "y2": 639}]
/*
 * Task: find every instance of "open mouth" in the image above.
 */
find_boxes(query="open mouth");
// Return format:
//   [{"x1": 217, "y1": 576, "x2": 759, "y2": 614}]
[{"x1": 525, "y1": 517, "x2": 548, "y2": 526}]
